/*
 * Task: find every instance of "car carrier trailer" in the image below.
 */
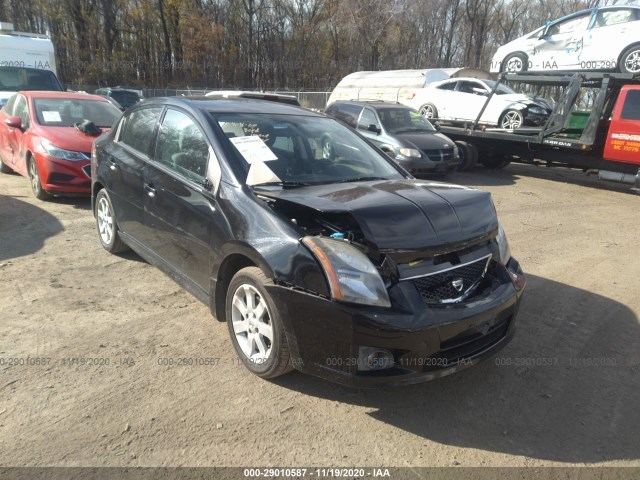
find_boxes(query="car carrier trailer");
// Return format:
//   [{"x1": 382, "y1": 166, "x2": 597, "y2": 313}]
[{"x1": 435, "y1": 72, "x2": 640, "y2": 190}]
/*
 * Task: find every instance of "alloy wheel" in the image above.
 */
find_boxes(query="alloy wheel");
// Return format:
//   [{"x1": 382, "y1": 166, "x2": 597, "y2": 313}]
[
  {"x1": 97, "y1": 196, "x2": 114, "y2": 246},
  {"x1": 231, "y1": 284, "x2": 273, "y2": 362}
]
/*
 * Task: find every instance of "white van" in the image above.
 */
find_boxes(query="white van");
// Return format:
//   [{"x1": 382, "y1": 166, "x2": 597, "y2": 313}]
[
  {"x1": 327, "y1": 68, "x2": 493, "y2": 107},
  {"x1": 0, "y1": 23, "x2": 60, "y2": 106}
]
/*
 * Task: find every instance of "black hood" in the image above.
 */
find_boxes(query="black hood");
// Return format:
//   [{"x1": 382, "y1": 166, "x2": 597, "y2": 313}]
[
  {"x1": 258, "y1": 179, "x2": 498, "y2": 255},
  {"x1": 393, "y1": 132, "x2": 455, "y2": 150}
]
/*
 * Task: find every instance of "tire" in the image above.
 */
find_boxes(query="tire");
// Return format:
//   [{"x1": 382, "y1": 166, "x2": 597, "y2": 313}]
[
  {"x1": 499, "y1": 109, "x2": 524, "y2": 130},
  {"x1": 482, "y1": 154, "x2": 511, "y2": 170},
  {"x1": 619, "y1": 44, "x2": 640, "y2": 74},
  {"x1": 95, "y1": 188, "x2": 130, "y2": 254},
  {"x1": 27, "y1": 157, "x2": 52, "y2": 200},
  {"x1": 226, "y1": 267, "x2": 293, "y2": 379},
  {"x1": 419, "y1": 103, "x2": 438, "y2": 120},
  {"x1": 454, "y1": 140, "x2": 478, "y2": 171},
  {"x1": 0, "y1": 154, "x2": 12, "y2": 174},
  {"x1": 501, "y1": 52, "x2": 528, "y2": 73}
]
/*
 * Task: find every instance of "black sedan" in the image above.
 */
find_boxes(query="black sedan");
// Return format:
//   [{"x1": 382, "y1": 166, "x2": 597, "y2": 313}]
[{"x1": 91, "y1": 96, "x2": 525, "y2": 387}]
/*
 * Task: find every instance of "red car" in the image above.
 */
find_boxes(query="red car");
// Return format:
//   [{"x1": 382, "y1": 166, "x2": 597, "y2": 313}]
[{"x1": 0, "y1": 91, "x2": 121, "y2": 200}]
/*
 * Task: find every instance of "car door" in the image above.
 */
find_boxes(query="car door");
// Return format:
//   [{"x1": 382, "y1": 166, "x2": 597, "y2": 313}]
[
  {"x1": 4, "y1": 94, "x2": 29, "y2": 174},
  {"x1": 533, "y1": 12, "x2": 592, "y2": 70},
  {"x1": 142, "y1": 107, "x2": 219, "y2": 293},
  {"x1": 356, "y1": 107, "x2": 382, "y2": 146},
  {"x1": 582, "y1": 8, "x2": 639, "y2": 68},
  {"x1": 0, "y1": 94, "x2": 18, "y2": 166},
  {"x1": 105, "y1": 106, "x2": 163, "y2": 241},
  {"x1": 452, "y1": 80, "x2": 490, "y2": 122},
  {"x1": 430, "y1": 80, "x2": 457, "y2": 119}
]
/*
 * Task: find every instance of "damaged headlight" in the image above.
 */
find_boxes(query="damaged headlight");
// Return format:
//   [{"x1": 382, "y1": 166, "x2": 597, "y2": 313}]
[
  {"x1": 496, "y1": 223, "x2": 511, "y2": 265},
  {"x1": 528, "y1": 106, "x2": 547, "y2": 115},
  {"x1": 302, "y1": 236, "x2": 391, "y2": 308}
]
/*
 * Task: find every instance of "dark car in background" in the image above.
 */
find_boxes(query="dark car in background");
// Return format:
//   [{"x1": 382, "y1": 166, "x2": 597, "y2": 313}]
[
  {"x1": 94, "y1": 87, "x2": 143, "y2": 110},
  {"x1": 325, "y1": 100, "x2": 460, "y2": 176},
  {"x1": 92, "y1": 96, "x2": 525, "y2": 387}
]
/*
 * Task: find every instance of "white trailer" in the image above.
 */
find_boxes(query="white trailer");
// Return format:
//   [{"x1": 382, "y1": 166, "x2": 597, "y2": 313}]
[{"x1": 327, "y1": 68, "x2": 493, "y2": 106}]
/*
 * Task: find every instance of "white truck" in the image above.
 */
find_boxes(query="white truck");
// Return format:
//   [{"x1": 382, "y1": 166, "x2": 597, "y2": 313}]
[{"x1": 0, "y1": 22, "x2": 62, "y2": 106}]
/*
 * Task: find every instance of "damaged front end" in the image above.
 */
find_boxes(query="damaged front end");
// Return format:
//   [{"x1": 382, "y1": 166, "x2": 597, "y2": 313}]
[{"x1": 253, "y1": 181, "x2": 526, "y2": 386}]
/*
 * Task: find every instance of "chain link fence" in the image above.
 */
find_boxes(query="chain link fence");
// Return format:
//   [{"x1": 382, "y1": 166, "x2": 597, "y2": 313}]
[{"x1": 70, "y1": 85, "x2": 332, "y2": 110}]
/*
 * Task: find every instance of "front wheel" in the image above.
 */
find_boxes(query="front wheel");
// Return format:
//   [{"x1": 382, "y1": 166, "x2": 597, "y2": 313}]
[
  {"x1": 454, "y1": 141, "x2": 478, "y2": 171},
  {"x1": 95, "y1": 189, "x2": 130, "y2": 253},
  {"x1": 226, "y1": 267, "x2": 293, "y2": 379},
  {"x1": 619, "y1": 45, "x2": 640, "y2": 74},
  {"x1": 28, "y1": 158, "x2": 52, "y2": 200},
  {"x1": 499, "y1": 109, "x2": 524, "y2": 129}
]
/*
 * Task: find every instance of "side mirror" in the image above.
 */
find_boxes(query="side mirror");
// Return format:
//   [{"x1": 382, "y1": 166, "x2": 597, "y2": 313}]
[
  {"x1": 368, "y1": 124, "x2": 381, "y2": 134},
  {"x1": 433, "y1": 121, "x2": 441, "y2": 131},
  {"x1": 5, "y1": 116, "x2": 22, "y2": 129},
  {"x1": 472, "y1": 87, "x2": 488, "y2": 96}
]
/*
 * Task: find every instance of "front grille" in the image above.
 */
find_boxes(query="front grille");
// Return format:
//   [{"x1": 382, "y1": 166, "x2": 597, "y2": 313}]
[
  {"x1": 410, "y1": 255, "x2": 491, "y2": 304},
  {"x1": 422, "y1": 148, "x2": 454, "y2": 162},
  {"x1": 82, "y1": 164, "x2": 92, "y2": 179}
]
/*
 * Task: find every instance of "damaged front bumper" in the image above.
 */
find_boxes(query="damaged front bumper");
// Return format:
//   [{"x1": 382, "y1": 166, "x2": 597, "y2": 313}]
[{"x1": 267, "y1": 258, "x2": 525, "y2": 387}]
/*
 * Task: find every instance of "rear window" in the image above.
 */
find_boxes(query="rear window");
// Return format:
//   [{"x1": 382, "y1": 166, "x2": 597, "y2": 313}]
[
  {"x1": 621, "y1": 90, "x2": 640, "y2": 120},
  {"x1": 110, "y1": 91, "x2": 141, "y2": 109},
  {"x1": 120, "y1": 107, "x2": 162, "y2": 155},
  {"x1": 0, "y1": 67, "x2": 63, "y2": 92}
]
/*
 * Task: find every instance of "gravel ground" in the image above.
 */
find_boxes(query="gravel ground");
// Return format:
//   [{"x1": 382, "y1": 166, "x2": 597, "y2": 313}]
[{"x1": 0, "y1": 163, "x2": 639, "y2": 468}]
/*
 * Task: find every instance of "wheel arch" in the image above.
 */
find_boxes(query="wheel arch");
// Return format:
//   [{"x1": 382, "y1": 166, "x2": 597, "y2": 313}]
[
  {"x1": 618, "y1": 42, "x2": 640, "y2": 71},
  {"x1": 212, "y1": 247, "x2": 274, "y2": 323}
]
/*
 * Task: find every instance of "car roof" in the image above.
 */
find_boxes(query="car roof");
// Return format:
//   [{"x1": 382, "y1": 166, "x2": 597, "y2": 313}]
[
  {"x1": 333, "y1": 100, "x2": 407, "y2": 109},
  {"x1": 141, "y1": 96, "x2": 321, "y2": 116},
  {"x1": 18, "y1": 91, "x2": 112, "y2": 102}
]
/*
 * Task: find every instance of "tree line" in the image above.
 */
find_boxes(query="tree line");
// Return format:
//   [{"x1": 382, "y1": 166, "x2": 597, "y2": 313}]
[{"x1": 0, "y1": 0, "x2": 618, "y2": 90}]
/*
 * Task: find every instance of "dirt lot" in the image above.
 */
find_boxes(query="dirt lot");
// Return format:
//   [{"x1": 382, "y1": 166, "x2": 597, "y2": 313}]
[{"x1": 1, "y1": 164, "x2": 639, "y2": 468}]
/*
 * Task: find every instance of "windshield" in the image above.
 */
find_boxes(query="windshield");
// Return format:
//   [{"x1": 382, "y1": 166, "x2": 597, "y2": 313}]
[
  {"x1": 34, "y1": 98, "x2": 122, "y2": 128},
  {"x1": 214, "y1": 113, "x2": 406, "y2": 186},
  {"x1": 484, "y1": 80, "x2": 517, "y2": 95},
  {"x1": 0, "y1": 67, "x2": 63, "y2": 92},
  {"x1": 377, "y1": 108, "x2": 436, "y2": 134}
]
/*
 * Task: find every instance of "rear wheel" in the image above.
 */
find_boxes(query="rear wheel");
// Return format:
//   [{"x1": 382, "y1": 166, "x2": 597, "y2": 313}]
[
  {"x1": 619, "y1": 44, "x2": 640, "y2": 74},
  {"x1": 499, "y1": 109, "x2": 524, "y2": 130},
  {"x1": 95, "y1": 189, "x2": 130, "y2": 253},
  {"x1": 419, "y1": 103, "x2": 438, "y2": 120},
  {"x1": 226, "y1": 267, "x2": 293, "y2": 379},
  {"x1": 501, "y1": 52, "x2": 528, "y2": 73},
  {"x1": 0, "y1": 155, "x2": 12, "y2": 174},
  {"x1": 454, "y1": 141, "x2": 478, "y2": 171},
  {"x1": 28, "y1": 157, "x2": 52, "y2": 200}
]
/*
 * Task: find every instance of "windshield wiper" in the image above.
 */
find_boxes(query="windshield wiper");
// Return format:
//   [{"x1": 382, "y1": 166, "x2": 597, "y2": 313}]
[
  {"x1": 336, "y1": 176, "x2": 387, "y2": 183},
  {"x1": 394, "y1": 127, "x2": 431, "y2": 133},
  {"x1": 252, "y1": 180, "x2": 312, "y2": 189}
]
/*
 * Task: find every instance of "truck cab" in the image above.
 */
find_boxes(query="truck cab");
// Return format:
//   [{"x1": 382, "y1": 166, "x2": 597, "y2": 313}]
[{"x1": 604, "y1": 85, "x2": 640, "y2": 165}]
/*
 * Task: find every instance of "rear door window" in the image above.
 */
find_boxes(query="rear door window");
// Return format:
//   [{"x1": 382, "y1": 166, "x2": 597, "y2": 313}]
[{"x1": 120, "y1": 107, "x2": 162, "y2": 156}]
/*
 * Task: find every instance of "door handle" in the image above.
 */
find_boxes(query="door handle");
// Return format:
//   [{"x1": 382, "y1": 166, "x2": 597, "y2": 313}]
[
  {"x1": 144, "y1": 183, "x2": 157, "y2": 198},
  {"x1": 107, "y1": 159, "x2": 117, "y2": 171}
]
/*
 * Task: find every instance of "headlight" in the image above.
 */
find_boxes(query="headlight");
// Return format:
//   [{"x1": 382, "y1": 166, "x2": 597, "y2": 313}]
[
  {"x1": 398, "y1": 148, "x2": 422, "y2": 158},
  {"x1": 40, "y1": 139, "x2": 89, "y2": 161},
  {"x1": 528, "y1": 106, "x2": 546, "y2": 115},
  {"x1": 496, "y1": 223, "x2": 511, "y2": 265},
  {"x1": 302, "y1": 236, "x2": 391, "y2": 308}
]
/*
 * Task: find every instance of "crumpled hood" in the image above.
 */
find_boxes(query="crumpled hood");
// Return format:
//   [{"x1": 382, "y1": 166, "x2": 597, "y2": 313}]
[
  {"x1": 259, "y1": 179, "x2": 498, "y2": 252},
  {"x1": 33, "y1": 125, "x2": 109, "y2": 153}
]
